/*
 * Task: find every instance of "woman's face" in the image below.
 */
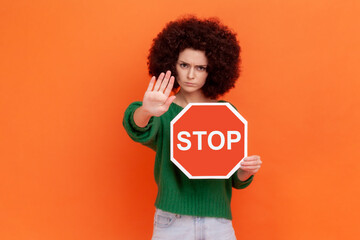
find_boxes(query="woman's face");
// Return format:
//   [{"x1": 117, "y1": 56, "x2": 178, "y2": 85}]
[{"x1": 175, "y1": 48, "x2": 208, "y2": 95}]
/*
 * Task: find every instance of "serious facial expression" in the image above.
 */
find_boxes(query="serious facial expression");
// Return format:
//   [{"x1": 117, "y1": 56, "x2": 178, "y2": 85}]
[{"x1": 176, "y1": 48, "x2": 208, "y2": 94}]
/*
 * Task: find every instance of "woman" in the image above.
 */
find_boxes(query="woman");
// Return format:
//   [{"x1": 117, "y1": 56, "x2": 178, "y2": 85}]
[{"x1": 123, "y1": 16, "x2": 262, "y2": 240}]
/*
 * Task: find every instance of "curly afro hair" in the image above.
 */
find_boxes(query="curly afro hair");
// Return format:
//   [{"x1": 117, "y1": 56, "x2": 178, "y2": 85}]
[{"x1": 147, "y1": 16, "x2": 241, "y2": 99}]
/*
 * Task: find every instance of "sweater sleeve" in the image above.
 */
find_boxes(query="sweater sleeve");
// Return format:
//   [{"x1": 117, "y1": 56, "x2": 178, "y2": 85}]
[
  {"x1": 231, "y1": 171, "x2": 254, "y2": 189},
  {"x1": 122, "y1": 101, "x2": 160, "y2": 151}
]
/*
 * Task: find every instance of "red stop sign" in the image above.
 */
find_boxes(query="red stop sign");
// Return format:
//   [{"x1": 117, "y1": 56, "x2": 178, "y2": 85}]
[{"x1": 170, "y1": 103, "x2": 248, "y2": 179}]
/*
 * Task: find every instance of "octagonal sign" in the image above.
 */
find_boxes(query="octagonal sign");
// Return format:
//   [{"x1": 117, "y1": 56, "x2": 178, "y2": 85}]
[{"x1": 170, "y1": 103, "x2": 247, "y2": 179}]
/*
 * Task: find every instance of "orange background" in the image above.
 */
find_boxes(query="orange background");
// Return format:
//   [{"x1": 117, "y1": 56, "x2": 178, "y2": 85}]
[{"x1": 1, "y1": 0, "x2": 359, "y2": 239}]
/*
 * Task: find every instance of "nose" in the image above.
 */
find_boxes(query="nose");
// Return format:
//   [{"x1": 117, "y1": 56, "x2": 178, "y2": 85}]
[{"x1": 187, "y1": 67, "x2": 195, "y2": 79}]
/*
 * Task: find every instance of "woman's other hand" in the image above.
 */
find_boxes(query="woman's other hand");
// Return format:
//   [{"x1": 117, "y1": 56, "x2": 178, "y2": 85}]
[{"x1": 237, "y1": 155, "x2": 262, "y2": 181}]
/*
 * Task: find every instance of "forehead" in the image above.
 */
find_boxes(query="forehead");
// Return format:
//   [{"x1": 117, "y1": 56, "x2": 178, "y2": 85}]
[{"x1": 177, "y1": 48, "x2": 208, "y2": 65}]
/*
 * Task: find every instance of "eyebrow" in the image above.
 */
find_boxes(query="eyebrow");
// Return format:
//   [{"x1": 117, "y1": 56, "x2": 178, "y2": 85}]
[{"x1": 178, "y1": 60, "x2": 207, "y2": 67}]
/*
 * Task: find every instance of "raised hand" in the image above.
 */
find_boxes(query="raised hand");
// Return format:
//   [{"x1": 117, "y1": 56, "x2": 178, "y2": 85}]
[{"x1": 142, "y1": 70, "x2": 176, "y2": 117}]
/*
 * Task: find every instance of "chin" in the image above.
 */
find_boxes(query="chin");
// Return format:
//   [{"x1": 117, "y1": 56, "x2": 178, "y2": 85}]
[{"x1": 181, "y1": 86, "x2": 200, "y2": 92}]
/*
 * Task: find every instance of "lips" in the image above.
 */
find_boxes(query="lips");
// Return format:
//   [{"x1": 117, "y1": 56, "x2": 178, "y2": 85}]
[{"x1": 184, "y1": 82, "x2": 196, "y2": 86}]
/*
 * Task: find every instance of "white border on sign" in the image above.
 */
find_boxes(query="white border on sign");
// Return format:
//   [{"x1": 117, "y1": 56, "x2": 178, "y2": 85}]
[{"x1": 170, "y1": 102, "x2": 248, "y2": 179}]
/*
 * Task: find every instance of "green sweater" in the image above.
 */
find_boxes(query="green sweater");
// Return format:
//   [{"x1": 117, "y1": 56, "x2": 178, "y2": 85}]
[{"x1": 123, "y1": 101, "x2": 253, "y2": 220}]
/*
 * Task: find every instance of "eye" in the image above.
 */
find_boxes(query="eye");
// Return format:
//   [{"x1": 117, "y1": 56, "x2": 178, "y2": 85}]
[
  {"x1": 179, "y1": 63, "x2": 188, "y2": 68},
  {"x1": 196, "y1": 66, "x2": 207, "y2": 71}
]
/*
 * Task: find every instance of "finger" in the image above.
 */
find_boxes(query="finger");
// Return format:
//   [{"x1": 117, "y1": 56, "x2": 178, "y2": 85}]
[
  {"x1": 164, "y1": 76, "x2": 175, "y2": 97},
  {"x1": 242, "y1": 157, "x2": 262, "y2": 162},
  {"x1": 159, "y1": 71, "x2": 171, "y2": 92},
  {"x1": 240, "y1": 166, "x2": 260, "y2": 171},
  {"x1": 146, "y1": 76, "x2": 156, "y2": 91},
  {"x1": 244, "y1": 155, "x2": 261, "y2": 161},
  {"x1": 240, "y1": 164, "x2": 261, "y2": 170},
  {"x1": 240, "y1": 169, "x2": 259, "y2": 174},
  {"x1": 241, "y1": 160, "x2": 262, "y2": 167},
  {"x1": 154, "y1": 72, "x2": 165, "y2": 91}
]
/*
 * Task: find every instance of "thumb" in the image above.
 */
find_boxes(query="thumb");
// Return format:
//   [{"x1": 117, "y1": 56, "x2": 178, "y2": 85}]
[{"x1": 163, "y1": 96, "x2": 176, "y2": 109}]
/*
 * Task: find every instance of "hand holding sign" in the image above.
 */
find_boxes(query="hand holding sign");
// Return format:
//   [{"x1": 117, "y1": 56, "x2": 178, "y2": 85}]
[
  {"x1": 142, "y1": 70, "x2": 176, "y2": 117},
  {"x1": 238, "y1": 155, "x2": 262, "y2": 181}
]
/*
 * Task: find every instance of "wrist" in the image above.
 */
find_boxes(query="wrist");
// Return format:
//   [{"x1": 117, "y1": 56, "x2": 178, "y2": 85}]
[
  {"x1": 237, "y1": 169, "x2": 252, "y2": 181},
  {"x1": 134, "y1": 106, "x2": 152, "y2": 128},
  {"x1": 138, "y1": 106, "x2": 152, "y2": 117}
]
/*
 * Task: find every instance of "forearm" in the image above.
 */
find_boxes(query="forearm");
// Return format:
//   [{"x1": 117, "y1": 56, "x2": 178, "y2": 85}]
[{"x1": 133, "y1": 106, "x2": 152, "y2": 128}]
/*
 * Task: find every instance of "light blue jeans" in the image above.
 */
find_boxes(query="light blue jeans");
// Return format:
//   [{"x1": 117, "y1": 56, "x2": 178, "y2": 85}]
[{"x1": 151, "y1": 208, "x2": 237, "y2": 240}]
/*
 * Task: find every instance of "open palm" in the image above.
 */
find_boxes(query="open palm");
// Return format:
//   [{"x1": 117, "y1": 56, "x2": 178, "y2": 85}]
[{"x1": 142, "y1": 71, "x2": 176, "y2": 117}]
